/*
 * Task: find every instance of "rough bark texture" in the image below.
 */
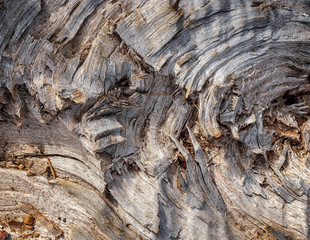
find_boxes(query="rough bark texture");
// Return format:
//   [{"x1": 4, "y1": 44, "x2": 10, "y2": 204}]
[{"x1": 1, "y1": 0, "x2": 310, "y2": 239}]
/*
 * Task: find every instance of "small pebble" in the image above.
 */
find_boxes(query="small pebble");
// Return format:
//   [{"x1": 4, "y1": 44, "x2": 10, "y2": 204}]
[{"x1": 23, "y1": 215, "x2": 34, "y2": 225}]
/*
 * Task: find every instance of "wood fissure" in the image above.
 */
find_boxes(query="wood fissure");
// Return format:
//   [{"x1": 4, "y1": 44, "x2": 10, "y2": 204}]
[{"x1": 1, "y1": 0, "x2": 310, "y2": 239}]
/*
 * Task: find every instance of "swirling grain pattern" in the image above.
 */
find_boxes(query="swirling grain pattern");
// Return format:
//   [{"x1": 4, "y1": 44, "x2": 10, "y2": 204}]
[{"x1": 0, "y1": 0, "x2": 310, "y2": 239}]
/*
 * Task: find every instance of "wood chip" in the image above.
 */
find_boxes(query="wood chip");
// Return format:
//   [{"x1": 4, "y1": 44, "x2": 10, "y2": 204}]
[
  {"x1": 18, "y1": 164, "x2": 25, "y2": 170},
  {"x1": 33, "y1": 232, "x2": 40, "y2": 238},
  {"x1": 22, "y1": 215, "x2": 34, "y2": 225},
  {"x1": 0, "y1": 230, "x2": 7, "y2": 240}
]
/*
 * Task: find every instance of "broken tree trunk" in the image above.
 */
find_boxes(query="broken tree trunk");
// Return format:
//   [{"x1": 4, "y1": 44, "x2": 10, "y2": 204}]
[{"x1": 1, "y1": 0, "x2": 310, "y2": 239}]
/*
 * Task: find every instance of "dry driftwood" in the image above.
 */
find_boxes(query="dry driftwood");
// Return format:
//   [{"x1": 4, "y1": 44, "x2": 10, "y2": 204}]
[{"x1": 1, "y1": 0, "x2": 310, "y2": 239}]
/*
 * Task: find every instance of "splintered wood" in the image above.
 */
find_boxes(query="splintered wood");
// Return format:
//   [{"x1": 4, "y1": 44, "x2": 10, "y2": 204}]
[{"x1": 0, "y1": 0, "x2": 310, "y2": 239}]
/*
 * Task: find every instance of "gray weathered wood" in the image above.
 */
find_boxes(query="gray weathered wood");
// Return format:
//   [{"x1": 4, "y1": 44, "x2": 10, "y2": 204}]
[{"x1": 1, "y1": 0, "x2": 310, "y2": 239}]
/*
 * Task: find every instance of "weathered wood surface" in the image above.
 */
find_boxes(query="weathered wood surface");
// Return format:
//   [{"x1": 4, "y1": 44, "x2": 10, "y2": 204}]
[{"x1": 1, "y1": 0, "x2": 310, "y2": 239}]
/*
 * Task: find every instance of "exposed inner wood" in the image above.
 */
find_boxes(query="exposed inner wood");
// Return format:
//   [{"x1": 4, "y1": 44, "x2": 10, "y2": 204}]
[{"x1": 1, "y1": 0, "x2": 310, "y2": 239}]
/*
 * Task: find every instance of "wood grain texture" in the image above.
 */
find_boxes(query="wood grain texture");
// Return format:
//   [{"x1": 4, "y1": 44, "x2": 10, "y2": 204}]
[{"x1": 0, "y1": 0, "x2": 310, "y2": 239}]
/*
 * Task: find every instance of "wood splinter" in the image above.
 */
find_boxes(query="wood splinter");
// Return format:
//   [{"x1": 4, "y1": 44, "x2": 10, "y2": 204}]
[{"x1": 46, "y1": 157, "x2": 56, "y2": 179}]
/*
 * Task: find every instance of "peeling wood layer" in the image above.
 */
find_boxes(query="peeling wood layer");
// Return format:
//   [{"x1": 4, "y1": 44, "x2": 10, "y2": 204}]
[{"x1": 1, "y1": 0, "x2": 310, "y2": 239}]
